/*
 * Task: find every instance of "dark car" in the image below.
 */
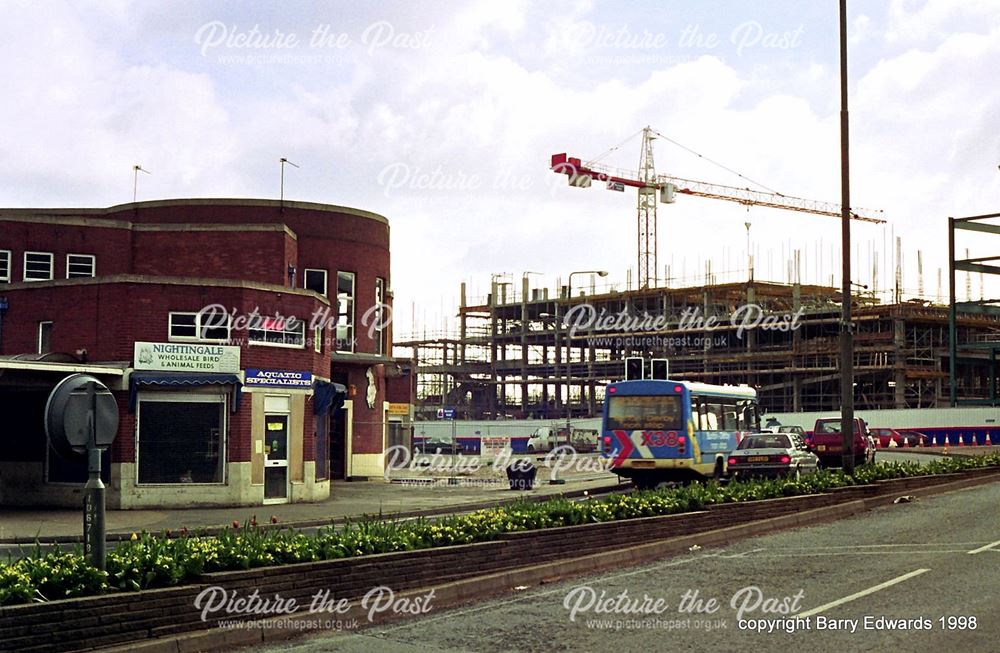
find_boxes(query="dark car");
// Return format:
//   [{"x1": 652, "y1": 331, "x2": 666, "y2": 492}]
[
  {"x1": 896, "y1": 430, "x2": 928, "y2": 447},
  {"x1": 727, "y1": 433, "x2": 820, "y2": 480},
  {"x1": 413, "y1": 439, "x2": 464, "y2": 455}
]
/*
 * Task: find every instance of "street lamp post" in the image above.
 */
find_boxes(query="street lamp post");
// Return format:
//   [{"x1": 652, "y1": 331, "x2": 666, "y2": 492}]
[
  {"x1": 564, "y1": 270, "x2": 609, "y2": 435},
  {"x1": 838, "y1": 0, "x2": 856, "y2": 473}
]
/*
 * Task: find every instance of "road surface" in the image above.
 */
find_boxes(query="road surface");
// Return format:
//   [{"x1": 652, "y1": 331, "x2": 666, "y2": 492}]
[{"x1": 255, "y1": 480, "x2": 1000, "y2": 653}]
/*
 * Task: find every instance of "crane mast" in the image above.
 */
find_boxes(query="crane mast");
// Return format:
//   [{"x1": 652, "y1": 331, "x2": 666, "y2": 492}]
[{"x1": 637, "y1": 126, "x2": 658, "y2": 288}]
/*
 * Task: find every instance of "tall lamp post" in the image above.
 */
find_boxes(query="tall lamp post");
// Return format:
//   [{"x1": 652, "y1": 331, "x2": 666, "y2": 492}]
[
  {"x1": 838, "y1": 0, "x2": 856, "y2": 473},
  {"x1": 564, "y1": 270, "x2": 609, "y2": 434}
]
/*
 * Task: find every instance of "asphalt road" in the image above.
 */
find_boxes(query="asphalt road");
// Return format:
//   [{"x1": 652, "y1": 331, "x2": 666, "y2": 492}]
[{"x1": 253, "y1": 480, "x2": 1000, "y2": 653}]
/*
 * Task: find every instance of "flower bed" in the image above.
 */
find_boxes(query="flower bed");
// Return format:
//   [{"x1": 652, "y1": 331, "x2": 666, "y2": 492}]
[{"x1": 1, "y1": 453, "x2": 998, "y2": 606}]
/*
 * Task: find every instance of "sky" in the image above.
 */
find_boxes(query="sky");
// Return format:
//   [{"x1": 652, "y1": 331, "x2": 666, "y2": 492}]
[{"x1": 1, "y1": 0, "x2": 999, "y2": 339}]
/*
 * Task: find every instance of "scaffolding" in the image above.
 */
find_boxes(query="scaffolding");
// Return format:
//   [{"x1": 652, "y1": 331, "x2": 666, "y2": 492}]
[{"x1": 396, "y1": 277, "x2": 1000, "y2": 420}]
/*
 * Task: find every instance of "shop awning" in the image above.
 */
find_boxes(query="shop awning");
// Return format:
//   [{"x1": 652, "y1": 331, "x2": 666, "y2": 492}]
[
  {"x1": 313, "y1": 380, "x2": 347, "y2": 416},
  {"x1": 129, "y1": 372, "x2": 242, "y2": 412}
]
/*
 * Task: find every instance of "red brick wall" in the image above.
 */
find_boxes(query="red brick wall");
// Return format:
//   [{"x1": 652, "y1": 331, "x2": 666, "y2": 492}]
[
  {"x1": 131, "y1": 229, "x2": 294, "y2": 286},
  {"x1": 0, "y1": 219, "x2": 132, "y2": 280},
  {"x1": 1, "y1": 200, "x2": 392, "y2": 469},
  {"x1": 0, "y1": 281, "x2": 329, "y2": 365}
]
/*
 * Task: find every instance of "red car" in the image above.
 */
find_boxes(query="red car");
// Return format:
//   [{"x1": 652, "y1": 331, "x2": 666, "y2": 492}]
[
  {"x1": 870, "y1": 428, "x2": 926, "y2": 448},
  {"x1": 870, "y1": 428, "x2": 903, "y2": 448}
]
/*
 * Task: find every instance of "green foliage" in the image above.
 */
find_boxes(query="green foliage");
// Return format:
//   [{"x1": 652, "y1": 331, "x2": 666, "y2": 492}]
[
  {"x1": 0, "y1": 564, "x2": 35, "y2": 606},
  {"x1": 0, "y1": 545, "x2": 110, "y2": 605},
  {"x1": 0, "y1": 451, "x2": 997, "y2": 604}
]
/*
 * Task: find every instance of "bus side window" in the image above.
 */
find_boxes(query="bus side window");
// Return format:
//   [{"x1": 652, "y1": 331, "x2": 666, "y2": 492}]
[
  {"x1": 737, "y1": 401, "x2": 757, "y2": 431},
  {"x1": 722, "y1": 400, "x2": 738, "y2": 431},
  {"x1": 706, "y1": 403, "x2": 722, "y2": 431},
  {"x1": 693, "y1": 399, "x2": 709, "y2": 430}
]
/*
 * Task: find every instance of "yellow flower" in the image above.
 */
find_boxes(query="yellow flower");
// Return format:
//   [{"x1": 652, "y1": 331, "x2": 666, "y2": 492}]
[{"x1": 130, "y1": 533, "x2": 138, "y2": 541}]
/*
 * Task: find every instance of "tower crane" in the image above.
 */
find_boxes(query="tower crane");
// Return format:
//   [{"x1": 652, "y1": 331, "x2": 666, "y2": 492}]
[{"x1": 551, "y1": 126, "x2": 886, "y2": 289}]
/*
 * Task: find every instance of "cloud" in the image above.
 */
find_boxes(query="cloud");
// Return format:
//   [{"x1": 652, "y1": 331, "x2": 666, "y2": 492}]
[{"x1": 1, "y1": 0, "x2": 999, "y2": 329}]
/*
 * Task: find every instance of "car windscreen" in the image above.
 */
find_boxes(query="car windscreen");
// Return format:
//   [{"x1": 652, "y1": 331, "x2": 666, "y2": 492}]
[
  {"x1": 606, "y1": 395, "x2": 683, "y2": 431},
  {"x1": 741, "y1": 434, "x2": 791, "y2": 449}
]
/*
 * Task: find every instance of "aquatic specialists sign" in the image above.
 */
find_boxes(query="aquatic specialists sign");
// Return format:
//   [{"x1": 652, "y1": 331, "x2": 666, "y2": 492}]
[{"x1": 244, "y1": 369, "x2": 313, "y2": 388}]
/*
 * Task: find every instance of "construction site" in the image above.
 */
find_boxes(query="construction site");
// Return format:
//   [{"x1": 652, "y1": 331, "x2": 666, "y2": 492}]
[
  {"x1": 396, "y1": 128, "x2": 1000, "y2": 421},
  {"x1": 395, "y1": 274, "x2": 1000, "y2": 420}
]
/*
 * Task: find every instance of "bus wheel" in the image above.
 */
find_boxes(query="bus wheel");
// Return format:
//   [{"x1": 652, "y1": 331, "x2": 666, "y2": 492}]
[{"x1": 633, "y1": 476, "x2": 657, "y2": 491}]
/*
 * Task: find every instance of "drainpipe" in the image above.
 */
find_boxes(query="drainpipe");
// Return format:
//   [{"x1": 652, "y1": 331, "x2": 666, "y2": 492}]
[{"x1": 0, "y1": 297, "x2": 8, "y2": 353}]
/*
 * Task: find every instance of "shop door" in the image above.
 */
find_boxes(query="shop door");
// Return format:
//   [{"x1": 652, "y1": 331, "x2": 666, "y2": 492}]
[
  {"x1": 330, "y1": 406, "x2": 346, "y2": 480},
  {"x1": 264, "y1": 415, "x2": 289, "y2": 503}
]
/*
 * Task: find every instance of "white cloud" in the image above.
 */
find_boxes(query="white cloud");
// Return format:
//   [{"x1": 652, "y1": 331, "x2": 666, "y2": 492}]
[{"x1": 1, "y1": 1, "x2": 998, "y2": 330}]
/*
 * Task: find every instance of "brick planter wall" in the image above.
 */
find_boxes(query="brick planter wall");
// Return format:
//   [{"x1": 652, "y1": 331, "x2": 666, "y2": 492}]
[{"x1": 1, "y1": 469, "x2": 997, "y2": 653}]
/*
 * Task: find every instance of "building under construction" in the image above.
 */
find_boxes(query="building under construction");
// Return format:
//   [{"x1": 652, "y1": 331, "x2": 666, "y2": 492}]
[{"x1": 396, "y1": 276, "x2": 1000, "y2": 420}]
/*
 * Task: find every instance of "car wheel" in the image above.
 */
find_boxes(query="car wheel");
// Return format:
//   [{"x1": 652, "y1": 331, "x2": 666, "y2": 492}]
[{"x1": 527, "y1": 445, "x2": 535, "y2": 453}]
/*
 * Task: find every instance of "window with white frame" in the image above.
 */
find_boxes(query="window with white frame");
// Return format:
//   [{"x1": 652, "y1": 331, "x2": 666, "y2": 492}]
[
  {"x1": 38, "y1": 321, "x2": 52, "y2": 354},
  {"x1": 23, "y1": 252, "x2": 53, "y2": 281},
  {"x1": 169, "y1": 311, "x2": 232, "y2": 342},
  {"x1": 249, "y1": 315, "x2": 306, "y2": 347},
  {"x1": 0, "y1": 250, "x2": 10, "y2": 282},
  {"x1": 336, "y1": 271, "x2": 355, "y2": 352},
  {"x1": 374, "y1": 277, "x2": 386, "y2": 356},
  {"x1": 66, "y1": 254, "x2": 96, "y2": 278},
  {"x1": 304, "y1": 268, "x2": 328, "y2": 296}
]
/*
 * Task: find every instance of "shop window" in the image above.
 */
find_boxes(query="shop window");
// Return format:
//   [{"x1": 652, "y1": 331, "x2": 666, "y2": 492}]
[
  {"x1": 37, "y1": 321, "x2": 52, "y2": 354},
  {"x1": 169, "y1": 311, "x2": 231, "y2": 342},
  {"x1": 66, "y1": 253, "x2": 96, "y2": 278},
  {"x1": 248, "y1": 315, "x2": 306, "y2": 347},
  {"x1": 304, "y1": 268, "x2": 328, "y2": 296},
  {"x1": 336, "y1": 271, "x2": 355, "y2": 352},
  {"x1": 23, "y1": 251, "x2": 53, "y2": 281},
  {"x1": 137, "y1": 396, "x2": 225, "y2": 484},
  {"x1": 0, "y1": 250, "x2": 10, "y2": 282}
]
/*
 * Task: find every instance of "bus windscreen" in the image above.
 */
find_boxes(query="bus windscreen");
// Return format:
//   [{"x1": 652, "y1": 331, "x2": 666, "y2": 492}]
[{"x1": 606, "y1": 395, "x2": 684, "y2": 431}]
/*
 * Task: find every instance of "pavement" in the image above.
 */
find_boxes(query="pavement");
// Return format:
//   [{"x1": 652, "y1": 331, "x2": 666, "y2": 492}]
[
  {"x1": 0, "y1": 448, "x2": 991, "y2": 544},
  {"x1": 0, "y1": 466, "x2": 626, "y2": 544}
]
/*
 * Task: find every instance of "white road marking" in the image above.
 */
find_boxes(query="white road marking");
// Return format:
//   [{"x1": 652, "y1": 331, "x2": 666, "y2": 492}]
[
  {"x1": 781, "y1": 542, "x2": 985, "y2": 549},
  {"x1": 371, "y1": 552, "x2": 714, "y2": 633},
  {"x1": 795, "y1": 568, "x2": 931, "y2": 618},
  {"x1": 967, "y1": 539, "x2": 1000, "y2": 555},
  {"x1": 740, "y1": 550, "x2": 970, "y2": 557}
]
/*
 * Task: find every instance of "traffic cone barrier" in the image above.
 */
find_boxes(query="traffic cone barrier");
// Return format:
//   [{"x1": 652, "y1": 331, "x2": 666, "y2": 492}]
[
  {"x1": 903, "y1": 435, "x2": 910, "y2": 448},
  {"x1": 986, "y1": 433, "x2": 992, "y2": 446},
  {"x1": 958, "y1": 434, "x2": 965, "y2": 446}
]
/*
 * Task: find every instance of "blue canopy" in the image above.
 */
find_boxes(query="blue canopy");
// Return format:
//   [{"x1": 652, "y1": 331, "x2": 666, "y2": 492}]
[{"x1": 129, "y1": 372, "x2": 242, "y2": 412}]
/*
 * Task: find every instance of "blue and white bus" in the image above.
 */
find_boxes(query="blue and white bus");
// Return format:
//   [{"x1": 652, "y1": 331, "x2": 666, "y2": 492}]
[{"x1": 601, "y1": 379, "x2": 759, "y2": 488}]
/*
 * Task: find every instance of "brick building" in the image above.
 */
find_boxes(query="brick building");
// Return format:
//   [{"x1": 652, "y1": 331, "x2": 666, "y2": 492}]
[{"x1": 0, "y1": 198, "x2": 405, "y2": 508}]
